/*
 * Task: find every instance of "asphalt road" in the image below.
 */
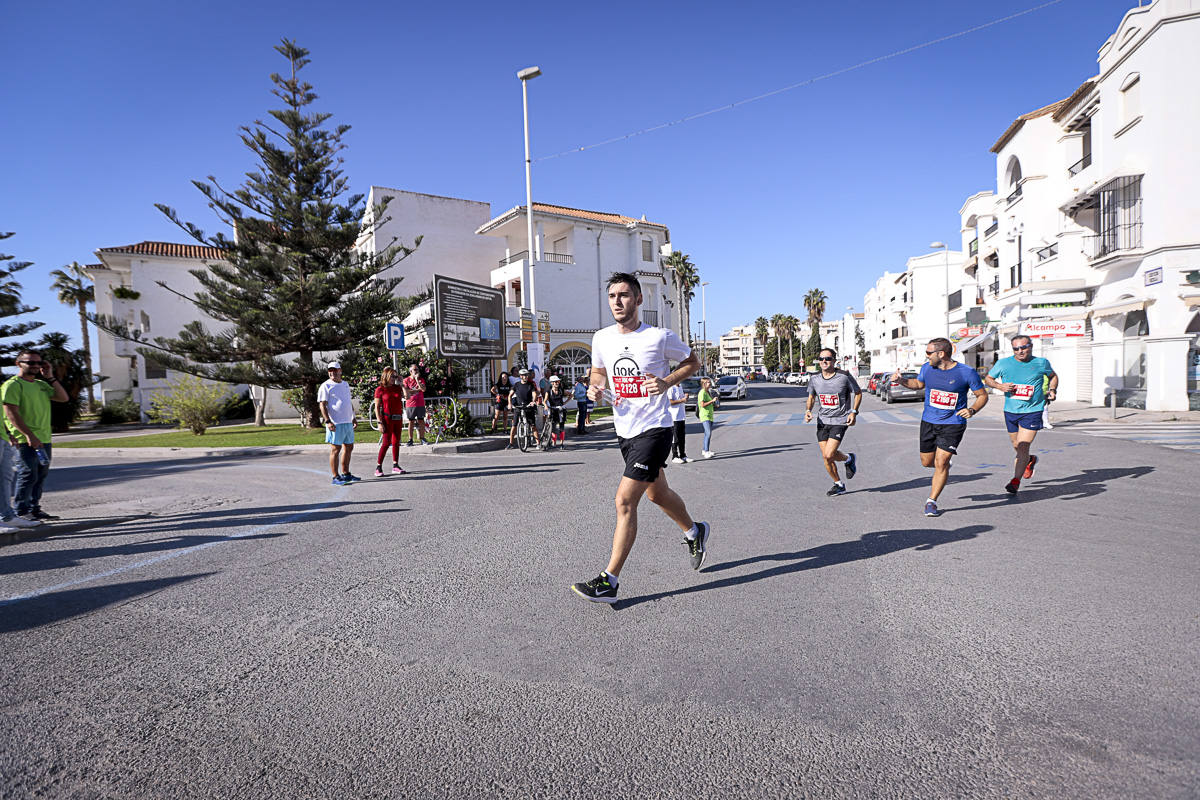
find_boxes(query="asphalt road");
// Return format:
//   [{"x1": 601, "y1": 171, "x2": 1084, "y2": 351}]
[{"x1": 3, "y1": 386, "x2": 1198, "y2": 799}]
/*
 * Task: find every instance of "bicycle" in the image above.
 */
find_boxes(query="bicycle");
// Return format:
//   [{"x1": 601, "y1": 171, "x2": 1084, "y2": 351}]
[
  {"x1": 540, "y1": 404, "x2": 566, "y2": 450},
  {"x1": 511, "y1": 403, "x2": 537, "y2": 452}
]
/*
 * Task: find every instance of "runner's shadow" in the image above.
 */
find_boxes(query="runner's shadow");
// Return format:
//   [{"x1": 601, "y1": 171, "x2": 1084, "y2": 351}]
[
  {"x1": 0, "y1": 572, "x2": 215, "y2": 632},
  {"x1": 700, "y1": 443, "x2": 804, "y2": 461},
  {"x1": 960, "y1": 465, "x2": 1153, "y2": 509},
  {"x1": 614, "y1": 525, "x2": 990, "y2": 609},
  {"x1": 865, "y1": 473, "x2": 988, "y2": 493}
]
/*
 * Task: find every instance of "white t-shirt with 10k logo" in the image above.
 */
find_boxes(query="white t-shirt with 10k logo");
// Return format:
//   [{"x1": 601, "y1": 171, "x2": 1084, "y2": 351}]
[{"x1": 591, "y1": 322, "x2": 692, "y2": 439}]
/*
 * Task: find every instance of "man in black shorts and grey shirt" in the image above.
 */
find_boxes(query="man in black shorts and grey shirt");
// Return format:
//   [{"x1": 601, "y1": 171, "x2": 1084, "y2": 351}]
[
  {"x1": 571, "y1": 272, "x2": 711, "y2": 604},
  {"x1": 804, "y1": 348, "x2": 862, "y2": 496}
]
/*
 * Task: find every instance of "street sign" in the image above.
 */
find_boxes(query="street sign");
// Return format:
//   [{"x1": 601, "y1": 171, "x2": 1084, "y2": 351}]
[
  {"x1": 1144, "y1": 267, "x2": 1163, "y2": 286},
  {"x1": 433, "y1": 274, "x2": 505, "y2": 358},
  {"x1": 537, "y1": 311, "x2": 550, "y2": 346},
  {"x1": 520, "y1": 309, "x2": 534, "y2": 343},
  {"x1": 384, "y1": 321, "x2": 405, "y2": 351}
]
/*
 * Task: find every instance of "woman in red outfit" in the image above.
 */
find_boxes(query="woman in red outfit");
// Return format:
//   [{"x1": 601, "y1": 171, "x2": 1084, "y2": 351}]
[{"x1": 373, "y1": 367, "x2": 407, "y2": 476}]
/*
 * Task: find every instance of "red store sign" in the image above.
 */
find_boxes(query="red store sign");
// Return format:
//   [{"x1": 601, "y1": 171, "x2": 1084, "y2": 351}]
[{"x1": 1021, "y1": 319, "x2": 1085, "y2": 338}]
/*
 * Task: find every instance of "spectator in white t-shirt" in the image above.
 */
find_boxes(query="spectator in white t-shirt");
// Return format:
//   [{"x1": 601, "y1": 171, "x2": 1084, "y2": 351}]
[{"x1": 318, "y1": 361, "x2": 360, "y2": 486}]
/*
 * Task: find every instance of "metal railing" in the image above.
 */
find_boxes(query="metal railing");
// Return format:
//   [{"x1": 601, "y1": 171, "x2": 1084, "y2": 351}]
[
  {"x1": 1084, "y1": 223, "x2": 1143, "y2": 260},
  {"x1": 368, "y1": 395, "x2": 461, "y2": 444},
  {"x1": 642, "y1": 310, "x2": 658, "y2": 325},
  {"x1": 985, "y1": 220, "x2": 999, "y2": 237},
  {"x1": 968, "y1": 238, "x2": 979, "y2": 257},
  {"x1": 1068, "y1": 153, "x2": 1092, "y2": 176},
  {"x1": 498, "y1": 250, "x2": 575, "y2": 267},
  {"x1": 989, "y1": 278, "x2": 1000, "y2": 296},
  {"x1": 1007, "y1": 184, "x2": 1023, "y2": 203}
]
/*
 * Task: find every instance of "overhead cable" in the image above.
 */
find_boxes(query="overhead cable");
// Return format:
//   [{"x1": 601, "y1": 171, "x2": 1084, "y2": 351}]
[{"x1": 535, "y1": 0, "x2": 1070, "y2": 162}]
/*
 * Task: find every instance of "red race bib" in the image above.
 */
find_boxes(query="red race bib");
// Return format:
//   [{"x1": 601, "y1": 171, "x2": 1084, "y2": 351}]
[
  {"x1": 929, "y1": 389, "x2": 959, "y2": 410},
  {"x1": 818, "y1": 393, "x2": 839, "y2": 408},
  {"x1": 1012, "y1": 384, "x2": 1035, "y2": 399},
  {"x1": 613, "y1": 375, "x2": 647, "y2": 399}
]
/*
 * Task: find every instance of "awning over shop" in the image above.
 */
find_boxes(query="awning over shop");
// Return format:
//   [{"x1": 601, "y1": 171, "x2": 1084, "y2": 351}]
[
  {"x1": 1180, "y1": 290, "x2": 1200, "y2": 311},
  {"x1": 1090, "y1": 298, "x2": 1148, "y2": 318},
  {"x1": 955, "y1": 326, "x2": 995, "y2": 353}
]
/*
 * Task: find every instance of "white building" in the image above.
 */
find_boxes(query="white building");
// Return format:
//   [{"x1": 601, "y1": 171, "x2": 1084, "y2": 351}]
[
  {"x1": 864, "y1": 0, "x2": 1200, "y2": 410},
  {"x1": 86, "y1": 241, "x2": 287, "y2": 418},
  {"x1": 403, "y1": 201, "x2": 683, "y2": 391},
  {"x1": 862, "y1": 250, "x2": 965, "y2": 373},
  {"x1": 719, "y1": 325, "x2": 767, "y2": 374}
]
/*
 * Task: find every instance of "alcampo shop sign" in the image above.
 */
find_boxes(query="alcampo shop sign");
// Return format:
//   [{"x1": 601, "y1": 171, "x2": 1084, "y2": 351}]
[{"x1": 1020, "y1": 319, "x2": 1086, "y2": 338}]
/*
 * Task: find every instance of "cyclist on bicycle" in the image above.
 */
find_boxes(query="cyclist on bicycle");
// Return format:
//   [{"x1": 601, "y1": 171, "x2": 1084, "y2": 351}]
[
  {"x1": 506, "y1": 368, "x2": 541, "y2": 450},
  {"x1": 543, "y1": 374, "x2": 568, "y2": 447}
]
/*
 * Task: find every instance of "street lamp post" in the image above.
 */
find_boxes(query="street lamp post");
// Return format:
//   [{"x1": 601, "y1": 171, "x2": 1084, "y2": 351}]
[
  {"x1": 930, "y1": 241, "x2": 950, "y2": 340},
  {"x1": 519, "y1": 66, "x2": 541, "y2": 315},
  {"x1": 701, "y1": 281, "x2": 710, "y2": 375}
]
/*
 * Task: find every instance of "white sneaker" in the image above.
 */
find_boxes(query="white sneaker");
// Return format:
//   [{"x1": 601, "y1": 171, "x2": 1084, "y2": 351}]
[
  {"x1": 671, "y1": 457, "x2": 685, "y2": 464},
  {"x1": 5, "y1": 515, "x2": 42, "y2": 528},
  {"x1": 702, "y1": 451, "x2": 715, "y2": 459},
  {"x1": 682, "y1": 457, "x2": 693, "y2": 463}
]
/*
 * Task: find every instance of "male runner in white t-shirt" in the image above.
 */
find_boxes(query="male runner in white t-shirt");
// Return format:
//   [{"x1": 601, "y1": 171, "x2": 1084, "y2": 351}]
[{"x1": 571, "y1": 273, "x2": 711, "y2": 604}]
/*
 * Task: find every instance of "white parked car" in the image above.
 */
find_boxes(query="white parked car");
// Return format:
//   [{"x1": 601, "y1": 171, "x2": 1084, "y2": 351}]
[
  {"x1": 786, "y1": 372, "x2": 803, "y2": 385},
  {"x1": 716, "y1": 375, "x2": 748, "y2": 400}
]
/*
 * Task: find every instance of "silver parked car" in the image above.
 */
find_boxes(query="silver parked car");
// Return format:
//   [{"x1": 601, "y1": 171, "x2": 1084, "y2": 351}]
[
  {"x1": 716, "y1": 375, "x2": 748, "y2": 401},
  {"x1": 882, "y1": 371, "x2": 922, "y2": 403}
]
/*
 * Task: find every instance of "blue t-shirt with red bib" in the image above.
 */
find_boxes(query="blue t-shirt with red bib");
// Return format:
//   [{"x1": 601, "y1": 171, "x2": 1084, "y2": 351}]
[{"x1": 918, "y1": 362, "x2": 984, "y2": 425}]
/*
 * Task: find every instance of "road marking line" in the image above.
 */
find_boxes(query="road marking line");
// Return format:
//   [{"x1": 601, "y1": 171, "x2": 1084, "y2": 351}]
[{"x1": 1, "y1": 466, "x2": 348, "y2": 607}]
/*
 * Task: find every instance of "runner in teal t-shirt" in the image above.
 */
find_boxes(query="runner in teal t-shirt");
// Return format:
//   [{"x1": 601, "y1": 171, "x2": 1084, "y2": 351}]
[{"x1": 984, "y1": 334, "x2": 1058, "y2": 495}]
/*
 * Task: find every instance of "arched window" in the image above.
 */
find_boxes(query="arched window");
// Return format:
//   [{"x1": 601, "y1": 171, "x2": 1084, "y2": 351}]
[
  {"x1": 1005, "y1": 156, "x2": 1023, "y2": 190},
  {"x1": 549, "y1": 346, "x2": 591, "y2": 383}
]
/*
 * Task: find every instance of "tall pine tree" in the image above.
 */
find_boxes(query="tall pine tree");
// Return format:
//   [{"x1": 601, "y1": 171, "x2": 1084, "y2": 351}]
[
  {"x1": 0, "y1": 231, "x2": 45, "y2": 375},
  {"x1": 98, "y1": 40, "x2": 418, "y2": 427}
]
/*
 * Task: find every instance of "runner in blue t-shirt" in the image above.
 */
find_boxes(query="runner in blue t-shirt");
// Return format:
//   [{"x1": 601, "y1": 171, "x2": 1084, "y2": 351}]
[
  {"x1": 891, "y1": 337, "x2": 988, "y2": 517},
  {"x1": 984, "y1": 334, "x2": 1058, "y2": 495}
]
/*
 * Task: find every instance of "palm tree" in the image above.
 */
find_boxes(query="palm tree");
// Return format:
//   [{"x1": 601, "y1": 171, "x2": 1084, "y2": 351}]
[
  {"x1": 773, "y1": 314, "x2": 798, "y2": 371},
  {"x1": 770, "y1": 313, "x2": 786, "y2": 371},
  {"x1": 663, "y1": 251, "x2": 698, "y2": 341},
  {"x1": 49, "y1": 261, "x2": 95, "y2": 410},
  {"x1": 803, "y1": 288, "x2": 828, "y2": 326},
  {"x1": 754, "y1": 316, "x2": 769, "y2": 372}
]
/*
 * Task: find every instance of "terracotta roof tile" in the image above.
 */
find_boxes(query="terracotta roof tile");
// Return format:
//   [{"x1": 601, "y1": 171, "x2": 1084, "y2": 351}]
[
  {"x1": 97, "y1": 241, "x2": 227, "y2": 260},
  {"x1": 990, "y1": 97, "x2": 1071, "y2": 153},
  {"x1": 530, "y1": 202, "x2": 667, "y2": 229}
]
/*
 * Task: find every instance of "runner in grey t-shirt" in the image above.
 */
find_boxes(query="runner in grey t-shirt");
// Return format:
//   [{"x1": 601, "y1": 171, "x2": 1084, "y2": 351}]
[{"x1": 803, "y1": 349, "x2": 862, "y2": 496}]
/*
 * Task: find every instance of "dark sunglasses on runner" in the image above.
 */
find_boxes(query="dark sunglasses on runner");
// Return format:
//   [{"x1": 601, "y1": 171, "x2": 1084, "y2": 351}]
[
  {"x1": 1013, "y1": 344, "x2": 1032, "y2": 351},
  {"x1": 817, "y1": 357, "x2": 834, "y2": 362},
  {"x1": 17, "y1": 359, "x2": 44, "y2": 365}
]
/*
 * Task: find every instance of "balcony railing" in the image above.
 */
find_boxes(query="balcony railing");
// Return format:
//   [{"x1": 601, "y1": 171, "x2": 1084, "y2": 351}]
[
  {"x1": 989, "y1": 278, "x2": 1000, "y2": 296},
  {"x1": 498, "y1": 250, "x2": 575, "y2": 267},
  {"x1": 985, "y1": 220, "x2": 999, "y2": 237},
  {"x1": 1083, "y1": 223, "x2": 1143, "y2": 261},
  {"x1": 968, "y1": 238, "x2": 979, "y2": 257},
  {"x1": 1007, "y1": 184, "x2": 1023, "y2": 203},
  {"x1": 1036, "y1": 243, "x2": 1059, "y2": 262},
  {"x1": 642, "y1": 310, "x2": 658, "y2": 325},
  {"x1": 1068, "y1": 152, "x2": 1092, "y2": 176}
]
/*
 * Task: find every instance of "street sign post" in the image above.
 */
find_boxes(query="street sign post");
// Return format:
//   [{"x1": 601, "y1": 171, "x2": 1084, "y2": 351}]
[
  {"x1": 433, "y1": 274, "x2": 505, "y2": 358},
  {"x1": 384, "y1": 321, "x2": 405, "y2": 369}
]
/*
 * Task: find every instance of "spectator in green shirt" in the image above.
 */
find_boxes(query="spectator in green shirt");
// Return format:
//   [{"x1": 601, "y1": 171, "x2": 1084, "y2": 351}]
[{"x1": 2, "y1": 350, "x2": 68, "y2": 521}]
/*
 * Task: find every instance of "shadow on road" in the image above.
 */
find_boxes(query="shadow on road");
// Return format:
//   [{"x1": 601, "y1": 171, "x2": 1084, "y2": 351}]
[
  {"x1": 614, "y1": 525, "x2": 991, "y2": 609},
  {"x1": 960, "y1": 465, "x2": 1153, "y2": 509},
  {"x1": 48, "y1": 454, "x2": 289, "y2": 491},
  {"x1": 696, "y1": 442, "x2": 805, "y2": 461},
  {"x1": 864, "y1": 473, "x2": 989, "y2": 493},
  {"x1": 0, "y1": 572, "x2": 215, "y2": 632}
]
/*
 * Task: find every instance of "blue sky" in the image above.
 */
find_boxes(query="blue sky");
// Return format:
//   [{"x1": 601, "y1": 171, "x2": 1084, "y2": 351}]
[{"x1": 2, "y1": 0, "x2": 1138, "y2": 354}]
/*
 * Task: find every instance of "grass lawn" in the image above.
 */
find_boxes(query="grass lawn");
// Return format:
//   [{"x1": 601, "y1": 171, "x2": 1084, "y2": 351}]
[{"x1": 57, "y1": 424, "x2": 392, "y2": 449}]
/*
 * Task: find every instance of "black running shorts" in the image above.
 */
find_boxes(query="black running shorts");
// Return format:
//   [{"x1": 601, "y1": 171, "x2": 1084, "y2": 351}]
[
  {"x1": 617, "y1": 426, "x2": 674, "y2": 483},
  {"x1": 816, "y1": 421, "x2": 848, "y2": 442},
  {"x1": 919, "y1": 420, "x2": 967, "y2": 454}
]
